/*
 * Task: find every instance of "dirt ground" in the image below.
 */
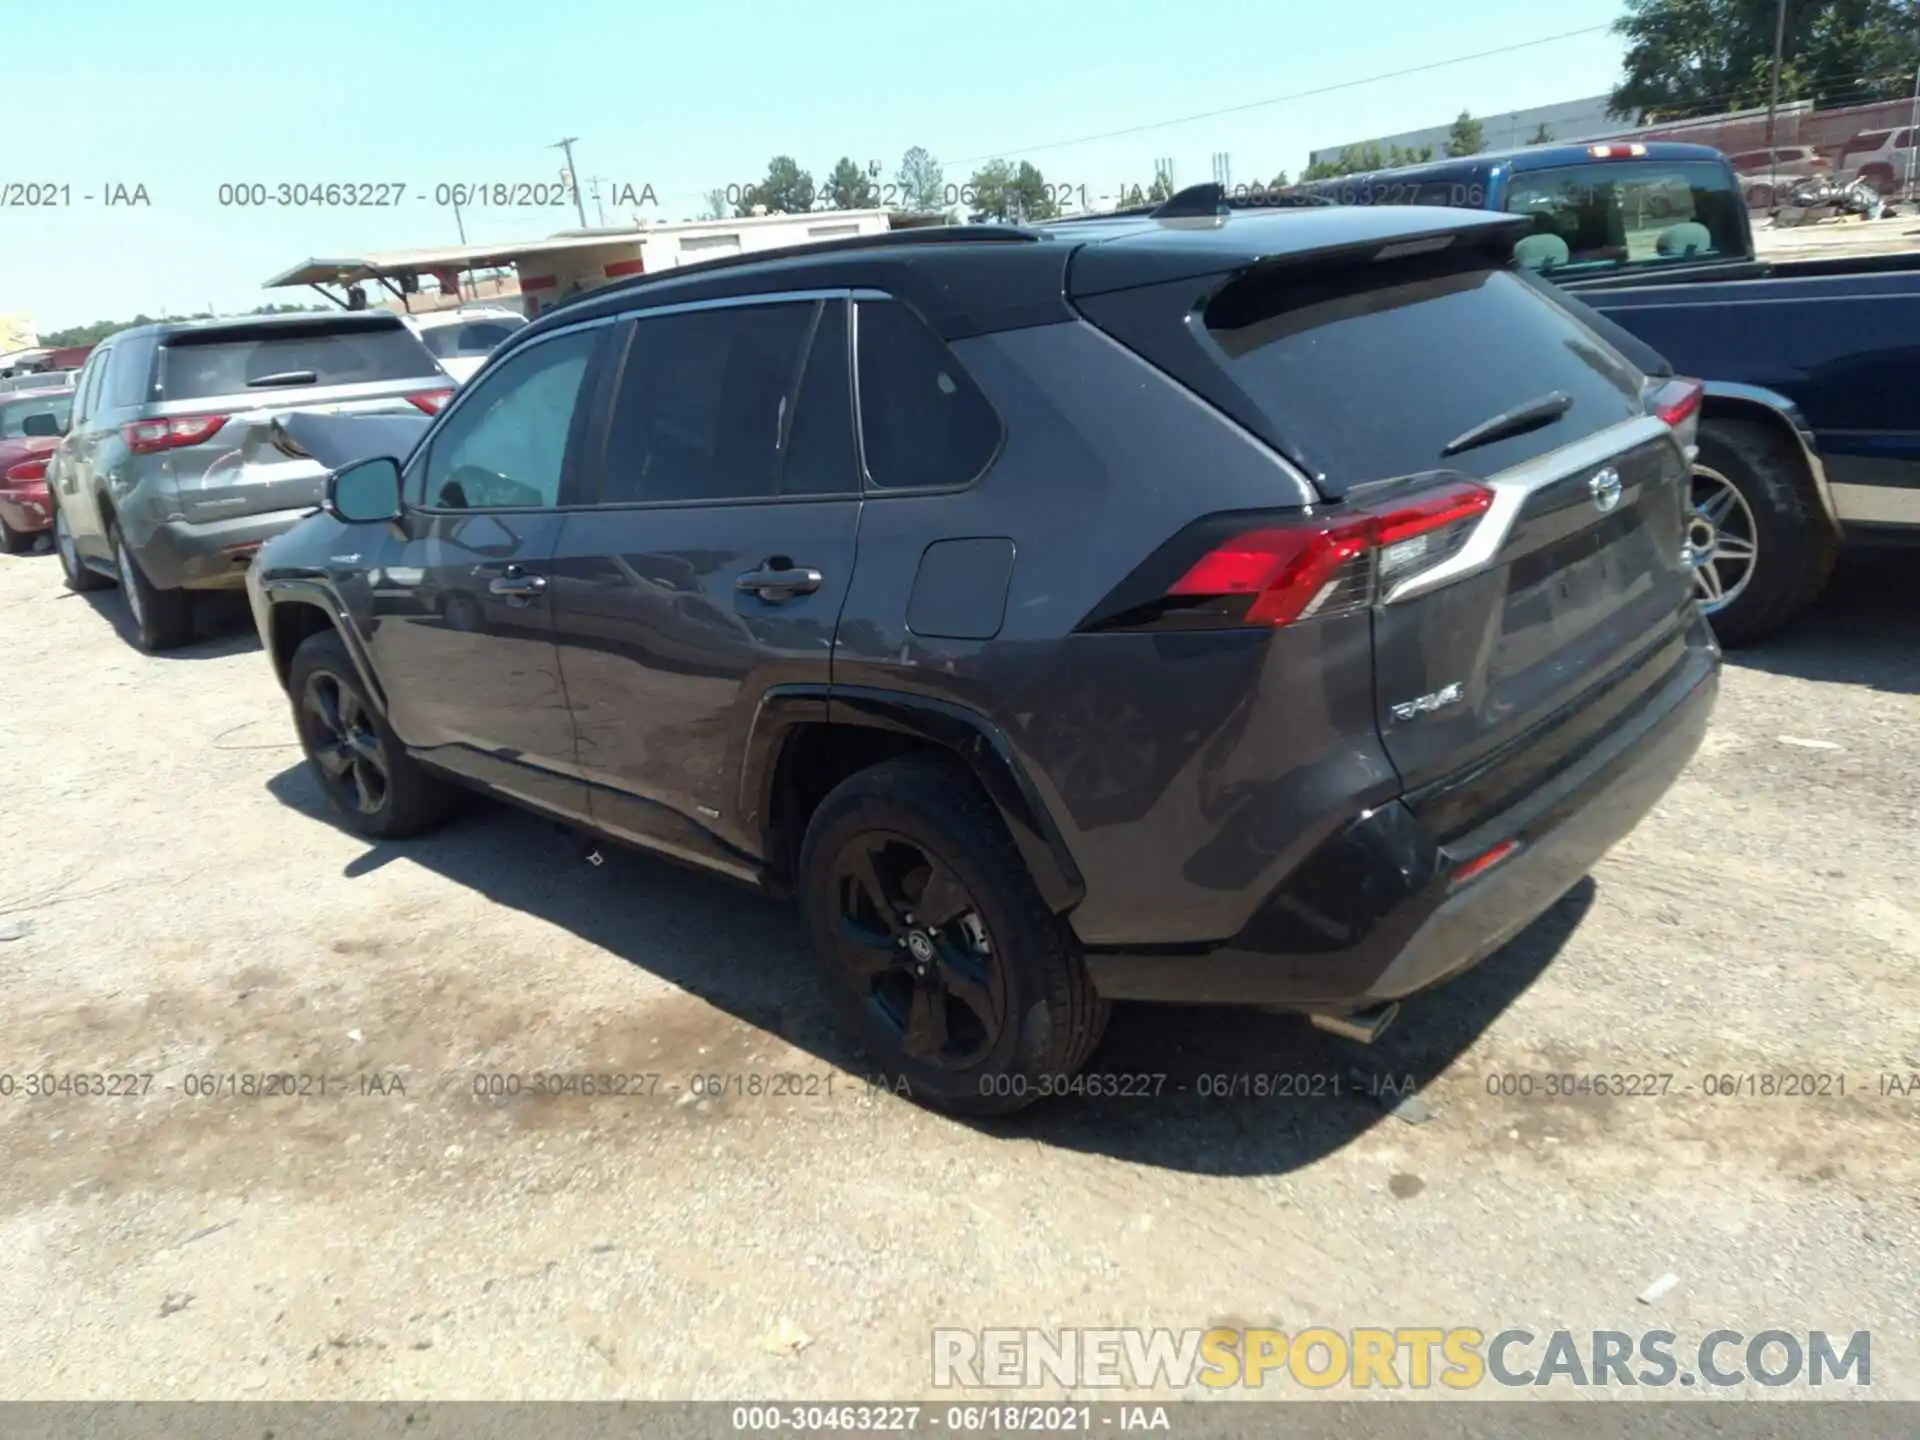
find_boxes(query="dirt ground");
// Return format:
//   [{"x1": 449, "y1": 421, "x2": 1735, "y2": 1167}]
[{"x1": 1, "y1": 542, "x2": 1916, "y2": 1402}]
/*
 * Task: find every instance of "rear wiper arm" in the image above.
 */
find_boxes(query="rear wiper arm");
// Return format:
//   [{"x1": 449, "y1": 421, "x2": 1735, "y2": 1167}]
[
  {"x1": 246, "y1": 369, "x2": 320, "y2": 388},
  {"x1": 1439, "y1": 390, "x2": 1573, "y2": 458}
]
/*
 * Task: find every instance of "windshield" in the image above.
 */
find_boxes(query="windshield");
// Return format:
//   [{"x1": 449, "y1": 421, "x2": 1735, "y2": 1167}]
[
  {"x1": 1503, "y1": 159, "x2": 1745, "y2": 276},
  {"x1": 0, "y1": 393, "x2": 72, "y2": 436},
  {"x1": 419, "y1": 317, "x2": 526, "y2": 359}
]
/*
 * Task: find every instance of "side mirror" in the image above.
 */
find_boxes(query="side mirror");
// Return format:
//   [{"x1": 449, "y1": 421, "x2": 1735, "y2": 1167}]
[
  {"x1": 21, "y1": 412, "x2": 61, "y2": 438},
  {"x1": 326, "y1": 456, "x2": 405, "y2": 524}
]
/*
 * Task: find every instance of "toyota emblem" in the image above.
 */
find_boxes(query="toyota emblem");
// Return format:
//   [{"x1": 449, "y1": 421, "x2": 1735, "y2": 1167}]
[{"x1": 1589, "y1": 467, "x2": 1624, "y2": 514}]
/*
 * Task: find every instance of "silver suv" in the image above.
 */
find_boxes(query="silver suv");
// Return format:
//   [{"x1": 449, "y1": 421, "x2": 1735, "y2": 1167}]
[{"x1": 48, "y1": 312, "x2": 453, "y2": 650}]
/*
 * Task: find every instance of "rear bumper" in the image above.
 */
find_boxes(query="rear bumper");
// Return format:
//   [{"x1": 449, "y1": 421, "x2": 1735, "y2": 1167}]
[
  {"x1": 135, "y1": 507, "x2": 316, "y2": 590},
  {"x1": 0, "y1": 482, "x2": 51, "y2": 534},
  {"x1": 1084, "y1": 629, "x2": 1719, "y2": 1008}
]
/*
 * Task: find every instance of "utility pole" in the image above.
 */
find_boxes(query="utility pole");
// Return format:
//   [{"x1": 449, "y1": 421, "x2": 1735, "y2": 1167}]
[
  {"x1": 1907, "y1": 50, "x2": 1919, "y2": 198},
  {"x1": 551, "y1": 136, "x2": 589, "y2": 229},
  {"x1": 586, "y1": 177, "x2": 609, "y2": 227},
  {"x1": 1765, "y1": 0, "x2": 1788, "y2": 201}
]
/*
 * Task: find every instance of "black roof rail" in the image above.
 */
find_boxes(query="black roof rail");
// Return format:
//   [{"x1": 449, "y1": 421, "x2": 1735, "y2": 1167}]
[{"x1": 540, "y1": 222, "x2": 1037, "y2": 316}]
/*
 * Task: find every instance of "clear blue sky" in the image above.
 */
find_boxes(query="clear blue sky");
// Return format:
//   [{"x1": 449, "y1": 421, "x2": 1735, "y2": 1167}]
[{"x1": 5, "y1": 0, "x2": 1627, "y2": 332}]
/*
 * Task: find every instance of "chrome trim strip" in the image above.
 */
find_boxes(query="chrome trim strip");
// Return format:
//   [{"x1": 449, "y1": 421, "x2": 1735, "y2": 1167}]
[
  {"x1": 1700, "y1": 380, "x2": 1839, "y2": 529},
  {"x1": 610, "y1": 287, "x2": 856, "y2": 322},
  {"x1": 1383, "y1": 414, "x2": 1672, "y2": 606}
]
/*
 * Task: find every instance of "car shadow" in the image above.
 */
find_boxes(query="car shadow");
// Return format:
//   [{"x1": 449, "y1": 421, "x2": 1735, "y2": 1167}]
[
  {"x1": 266, "y1": 761, "x2": 1584, "y2": 1177},
  {"x1": 1725, "y1": 548, "x2": 1920, "y2": 695},
  {"x1": 70, "y1": 587, "x2": 261, "y2": 659}
]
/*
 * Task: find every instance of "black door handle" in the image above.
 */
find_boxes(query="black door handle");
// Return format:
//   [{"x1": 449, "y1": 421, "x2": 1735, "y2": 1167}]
[
  {"x1": 736, "y1": 565, "x2": 823, "y2": 599},
  {"x1": 489, "y1": 567, "x2": 548, "y2": 601}
]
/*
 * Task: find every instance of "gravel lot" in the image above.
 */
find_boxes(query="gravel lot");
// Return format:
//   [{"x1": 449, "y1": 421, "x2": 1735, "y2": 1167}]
[{"x1": 1, "y1": 542, "x2": 1916, "y2": 1402}]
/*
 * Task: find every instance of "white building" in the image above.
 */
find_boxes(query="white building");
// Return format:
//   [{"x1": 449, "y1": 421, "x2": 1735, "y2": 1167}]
[
  {"x1": 1309, "y1": 95, "x2": 1620, "y2": 167},
  {"x1": 267, "y1": 209, "x2": 920, "y2": 319}
]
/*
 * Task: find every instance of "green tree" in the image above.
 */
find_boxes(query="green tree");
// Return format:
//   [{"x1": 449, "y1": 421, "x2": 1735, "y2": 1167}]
[
  {"x1": 698, "y1": 188, "x2": 728, "y2": 221},
  {"x1": 1268, "y1": 170, "x2": 1290, "y2": 190},
  {"x1": 739, "y1": 155, "x2": 814, "y2": 216},
  {"x1": 895, "y1": 146, "x2": 947, "y2": 214},
  {"x1": 824, "y1": 156, "x2": 878, "y2": 210},
  {"x1": 1609, "y1": 0, "x2": 1920, "y2": 120},
  {"x1": 1387, "y1": 144, "x2": 1436, "y2": 165},
  {"x1": 1445, "y1": 111, "x2": 1486, "y2": 157},
  {"x1": 1527, "y1": 123, "x2": 1555, "y2": 145}
]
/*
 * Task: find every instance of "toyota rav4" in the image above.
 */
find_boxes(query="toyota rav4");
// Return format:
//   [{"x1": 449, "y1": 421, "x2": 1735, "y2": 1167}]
[{"x1": 248, "y1": 202, "x2": 1720, "y2": 1113}]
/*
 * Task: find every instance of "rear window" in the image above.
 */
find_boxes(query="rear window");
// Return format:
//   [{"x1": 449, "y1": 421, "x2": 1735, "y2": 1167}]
[
  {"x1": 420, "y1": 316, "x2": 526, "y2": 359},
  {"x1": 1201, "y1": 256, "x2": 1642, "y2": 487},
  {"x1": 158, "y1": 321, "x2": 440, "y2": 400},
  {"x1": 0, "y1": 393, "x2": 71, "y2": 436},
  {"x1": 1502, "y1": 160, "x2": 1745, "y2": 276}
]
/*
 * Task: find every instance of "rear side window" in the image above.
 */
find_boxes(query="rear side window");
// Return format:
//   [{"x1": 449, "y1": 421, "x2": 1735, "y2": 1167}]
[
  {"x1": 854, "y1": 299, "x2": 1001, "y2": 490},
  {"x1": 1201, "y1": 256, "x2": 1642, "y2": 487},
  {"x1": 158, "y1": 321, "x2": 441, "y2": 400},
  {"x1": 597, "y1": 300, "x2": 858, "y2": 504}
]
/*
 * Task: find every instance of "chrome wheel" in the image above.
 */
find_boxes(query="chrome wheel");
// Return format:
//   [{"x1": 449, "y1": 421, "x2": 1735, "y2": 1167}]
[
  {"x1": 114, "y1": 537, "x2": 145, "y2": 628},
  {"x1": 299, "y1": 671, "x2": 390, "y2": 816},
  {"x1": 1686, "y1": 466, "x2": 1759, "y2": 613}
]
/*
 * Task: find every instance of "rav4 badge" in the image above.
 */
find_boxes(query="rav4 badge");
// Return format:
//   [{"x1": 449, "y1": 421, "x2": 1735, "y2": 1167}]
[{"x1": 1391, "y1": 681, "x2": 1465, "y2": 721}]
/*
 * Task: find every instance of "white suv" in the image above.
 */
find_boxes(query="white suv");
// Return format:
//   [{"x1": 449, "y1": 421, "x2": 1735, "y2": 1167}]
[
  {"x1": 402, "y1": 306, "x2": 528, "y2": 384},
  {"x1": 1838, "y1": 128, "x2": 1916, "y2": 195}
]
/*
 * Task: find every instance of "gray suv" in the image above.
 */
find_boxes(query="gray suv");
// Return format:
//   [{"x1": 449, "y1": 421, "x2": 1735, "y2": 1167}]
[
  {"x1": 48, "y1": 312, "x2": 453, "y2": 650},
  {"x1": 250, "y1": 203, "x2": 1720, "y2": 1113}
]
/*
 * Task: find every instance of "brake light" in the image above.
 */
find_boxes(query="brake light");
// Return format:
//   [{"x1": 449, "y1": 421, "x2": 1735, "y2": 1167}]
[
  {"x1": 2, "y1": 457, "x2": 47, "y2": 484},
  {"x1": 1648, "y1": 376, "x2": 1704, "y2": 451},
  {"x1": 408, "y1": 389, "x2": 454, "y2": 415},
  {"x1": 1152, "y1": 479, "x2": 1494, "y2": 630},
  {"x1": 122, "y1": 414, "x2": 228, "y2": 454},
  {"x1": 1587, "y1": 143, "x2": 1649, "y2": 159}
]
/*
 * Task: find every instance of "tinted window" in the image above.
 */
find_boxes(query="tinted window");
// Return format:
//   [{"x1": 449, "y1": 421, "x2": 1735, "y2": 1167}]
[
  {"x1": 416, "y1": 329, "x2": 595, "y2": 510},
  {"x1": 158, "y1": 321, "x2": 441, "y2": 400},
  {"x1": 0, "y1": 394, "x2": 72, "y2": 436},
  {"x1": 855, "y1": 299, "x2": 1001, "y2": 490},
  {"x1": 74, "y1": 350, "x2": 109, "y2": 423},
  {"x1": 1501, "y1": 160, "x2": 1743, "y2": 275},
  {"x1": 1201, "y1": 256, "x2": 1642, "y2": 487},
  {"x1": 599, "y1": 301, "x2": 855, "y2": 504},
  {"x1": 420, "y1": 317, "x2": 526, "y2": 359}
]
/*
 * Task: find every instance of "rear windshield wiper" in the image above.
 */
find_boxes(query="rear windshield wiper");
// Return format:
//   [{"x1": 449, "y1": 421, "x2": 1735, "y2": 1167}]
[
  {"x1": 1439, "y1": 390, "x2": 1572, "y2": 458},
  {"x1": 246, "y1": 369, "x2": 320, "y2": 388}
]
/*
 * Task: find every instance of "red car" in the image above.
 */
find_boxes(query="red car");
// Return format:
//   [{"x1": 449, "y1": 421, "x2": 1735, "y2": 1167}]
[{"x1": 0, "y1": 385, "x2": 73, "y2": 553}]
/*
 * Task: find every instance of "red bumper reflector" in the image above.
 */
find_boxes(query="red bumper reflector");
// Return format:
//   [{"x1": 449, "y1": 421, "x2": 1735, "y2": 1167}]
[{"x1": 1450, "y1": 839, "x2": 1521, "y2": 891}]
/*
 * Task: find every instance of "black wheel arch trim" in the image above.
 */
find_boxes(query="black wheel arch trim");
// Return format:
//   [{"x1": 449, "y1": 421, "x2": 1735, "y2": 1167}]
[
  {"x1": 1698, "y1": 381, "x2": 1841, "y2": 531},
  {"x1": 261, "y1": 579, "x2": 390, "y2": 718},
  {"x1": 741, "y1": 684, "x2": 1087, "y2": 915}
]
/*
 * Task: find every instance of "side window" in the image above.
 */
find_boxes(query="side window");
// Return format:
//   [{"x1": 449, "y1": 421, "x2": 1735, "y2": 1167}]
[
  {"x1": 102, "y1": 338, "x2": 151, "y2": 410},
  {"x1": 854, "y1": 299, "x2": 1002, "y2": 491},
  {"x1": 74, "y1": 349, "x2": 110, "y2": 425},
  {"x1": 597, "y1": 300, "x2": 856, "y2": 504},
  {"x1": 416, "y1": 329, "x2": 595, "y2": 510}
]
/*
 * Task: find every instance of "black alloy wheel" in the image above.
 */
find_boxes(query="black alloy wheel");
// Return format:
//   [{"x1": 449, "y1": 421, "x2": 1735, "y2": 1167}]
[
  {"x1": 300, "y1": 669, "x2": 391, "y2": 817},
  {"x1": 825, "y1": 831, "x2": 1003, "y2": 1070}
]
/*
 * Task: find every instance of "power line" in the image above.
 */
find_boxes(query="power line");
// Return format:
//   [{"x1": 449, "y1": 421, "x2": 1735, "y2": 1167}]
[{"x1": 947, "y1": 23, "x2": 1614, "y2": 165}]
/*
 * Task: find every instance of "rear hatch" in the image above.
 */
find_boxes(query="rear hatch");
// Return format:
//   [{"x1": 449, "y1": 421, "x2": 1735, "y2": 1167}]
[
  {"x1": 1072, "y1": 218, "x2": 1696, "y2": 833},
  {"x1": 145, "y1": 317, "x2": 451, "y2": 525}
]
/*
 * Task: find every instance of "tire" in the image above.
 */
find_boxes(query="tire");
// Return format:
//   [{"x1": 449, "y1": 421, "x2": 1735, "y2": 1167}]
[
  {"x1": 287, "y1": 628, "x2": 459, "y2": 839},
  {"x1": 53, "y1": 503, "x2": 109, "y2": 590},
  {"x1": 798, "y1": 756, "x2": 1109, "y2": 1116},
  {"x1": 1690, "y1": 418, "x2": 1838, "y2": 647},
  {"x1": 0, "y1": 515, "x2": 28, "y2": 554},
  {"x1": 108, "y1": 521, "x2": 195, "y2": 652}
]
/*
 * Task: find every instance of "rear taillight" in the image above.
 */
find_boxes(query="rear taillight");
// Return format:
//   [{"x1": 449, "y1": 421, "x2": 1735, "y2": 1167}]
[
  {"x1": 2, "y1": 457, "x2": 48, "y2": 484},
  {"x1": 122, "y1": 414, "x2": 228, "y2": 454},
  {"x1": 408, "y1": 389, "x2": 454, "y2": 415},
  {"x1": 1088, "y1": 479, "x2": 1494, "y2": 633},
  {"x1": 1648, "y1": 376, "x2": 1704, "y2": 452}
]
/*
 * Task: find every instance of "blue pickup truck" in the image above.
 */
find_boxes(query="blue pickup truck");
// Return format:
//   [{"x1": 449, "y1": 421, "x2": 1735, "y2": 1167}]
[{"x1": 1283, "y1": 141, "x2": 1920, "y2": 644}]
